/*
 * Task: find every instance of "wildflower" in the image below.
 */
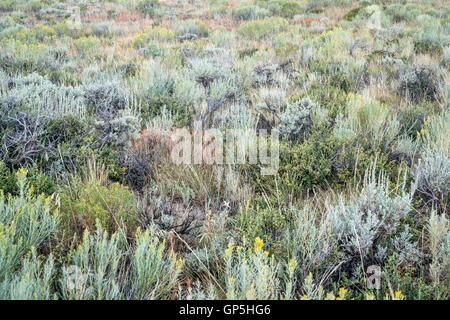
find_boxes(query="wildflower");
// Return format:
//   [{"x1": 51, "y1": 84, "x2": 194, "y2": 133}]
[
  {"x1": 338, "y1": 287, "x2": 348, "y2": 300},
  {"x1": 176, "y1": 257, "x2": 185, "y2": 269},
  {"x1": 394, "y1": 290, "x2": 405, "y2": 300},
  {"x1": 16, "y1": 168, "x2": 28, "y2": 181},
  {"x1": 254, "y1": 237, "x2": 264, "y2": 252},
  {"x1": 224, "y1": 242, "x2": 234, "y2": 257},
  {"x1": 288, "y1": 258, "x2": 298, "y2": 274},
  {"x1": 263, "y1": 251, "x2": 269, "y2": 258},
  {"x1": 236, "y1": 246, "x2": 243, "y2": 253},
  {"x1": 325, "y1": 292, "x2": 336, "y2": 300},
  {"x1": 366, "y1": 294, "x2": 376, "y2": 300}
]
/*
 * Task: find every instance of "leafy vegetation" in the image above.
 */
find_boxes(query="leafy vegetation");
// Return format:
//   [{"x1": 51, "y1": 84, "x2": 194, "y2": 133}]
[{"x1": 0, "y1": 0, "x2": 448, "y2": 300}]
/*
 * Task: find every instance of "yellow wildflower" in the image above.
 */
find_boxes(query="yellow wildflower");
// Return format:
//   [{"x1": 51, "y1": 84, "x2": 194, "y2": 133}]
[
  {"x1": 254, "y1": 237, "x2": 264, "y2": 252},
  {"x1": 366, "y1": 294, "x2": 376, "y2": 300},
  {"x1": 288, "y1": 258, "x2": 298, "y2": 273},
  {"x1": 338, "y1": 287, "x2": 348, "y2": 299},
  {"x1": 224, "y1": 242, "x2": 234, "y2": 257},
  {"x1": 394, "y1": 290, "x2": 405, "y2": 300},
  {"x1": 325, "y1": 292, "x2": 336, "y2": 300}
]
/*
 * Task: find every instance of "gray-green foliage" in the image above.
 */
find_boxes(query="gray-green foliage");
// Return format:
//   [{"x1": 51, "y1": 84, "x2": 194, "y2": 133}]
[
  {"x1": 94, "y1": 108, "x2": 141, "y2": 149},
  {"x1": 59, "y1": 225, "x2": 124, "y2": 300},
  {"x1": 327, "y1": 168, "x2": 414, "y2": 271},
  {"x1": 427, "y1": 211, "x2": 449, "y2": 291},
  {"x1": 0, "y1": 251, "x2": 56, "y2": 300},
  {"x1": 0, "y1": 170, "x2": 58, "y2": 298},
  {"x1": 398, "y1": 64, "x2": 444, "y2": 103},
  {"x1": 1, "y1": 72, "x2": 86, "y2": 119},
  {"x1": 0, "y1": 169, "x2": 59, "y2": 253},
  {"x1": 83, "y1": 79, "x2": 126, "y2": 118},
  {"x1": 414, "y1": 112, "x2": 450, "y2": 211},
  {"x1": 128, "y1": 227, "x2": 182, "y2": 299},
  {"x1": 277, "y1": 98, "x2": 315, "y2": 142},
  {"x1": 232, "y1": 5, "x2": 270, "y2": 21},
  {"x1": 284, "y1": 206, "x2": 338, "y2": 282}
]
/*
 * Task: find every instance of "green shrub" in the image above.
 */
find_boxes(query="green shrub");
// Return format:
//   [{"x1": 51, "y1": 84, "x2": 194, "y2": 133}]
[
  {"x1": 129, "y1": 227, "x2": 183, "y2": 299},
  {"x1": 237, "y1": 47, "x2": 259, "y2": 59},
  {"x1": 175, "y1": 21, "x2": 209, "y2": 40},
  {"x1": 0, "y1": 161, "x2": 17, "y2": 195},
  {"x1": 237, "y1": 17, "x2": 288, "y2": 39},
  {"x1": 0, "y1": 168, "x2": 59, "y2": 263},
  {"x1": 275, "y1": 1, "x2": 304, "y2": 18},
  {"x1": 398, "y1": 65, "x2": 443, "y2": 103},
  {"x1": 73, "y1": 37, "x2": 101, "y2": 56},
  {"x1": 59, "y1": 225, "x2": 124, "y2": 300},
  {"x1": 132, "y1": 26, "x2": 175, "y2": 49},
  {"x1": 342, "y1": 7, "x2": 363, "y2": 21},
  {"x1": 60, "y1": 175, "x2": 137, "y2": 238},
  {"x1": 0, "y1": 251, "x2": 56, "y2": 300},
  {"x1": 232, "y1": 5, "x2": 270, "y2": 21},
  {"x1": 414, "y1": 38, "x2": 443, "y2": 55},
  {"x1": 135, "y1": 0, "x2": 160, "y2": 16}
]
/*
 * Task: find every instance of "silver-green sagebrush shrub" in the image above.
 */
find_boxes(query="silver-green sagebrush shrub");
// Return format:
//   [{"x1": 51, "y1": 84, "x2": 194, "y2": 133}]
[
  {"x1": 94, "y1": 108, "x2": 141, "y2": 150},
  {"x1": 414, "y1": 153, "x2": 450, "y2": 211},
  {"x1": 326, "y1": 167, "x2": 414, "y2": 272},
  {"x1": 128, "y1": 227, "x2": 183, "y2": 299},
  {"x1": 0, "y1": 168, "x2": 59, "y2": 253},
  {"x1": 413, "y1": 112, "x2": 449, "y2": 211},
  {"x1": 427, "y1": 211, "x2": 449, "y2": 292},
  {"x1": 0, "y1": 168, "x2": 58, "y2": 297},
  {"x1": 398, "y1": 64, "x2": 444, "y2": 103},
  {"x1": 333, "y1": 94, "x2": 400, "y2": 151},
  {"x1": 232, "y1": 5, "x2": 270, "y2": 21},
  {"x1": 1, "y1": 72, "x2": 86, "y2": 118},
  {"x1": 0, "y1": 251, "x2": 56, "y2": 300},
  {"x1": 83, "y1": 79, "x2": 126, "y2": 118},
  {"x1": 59, "y1": 225, "x2": 124, "y2": 300},
  {"x1": 175, "y1": 21, "x2": 208, "y2": 41},
  {"x1": 283, "y1": 206, "x2": 339, "y2": 284},
  {"x1": 277, "y1": 98, "x2": 315, "y2": 142},
  {"x1": 223, "y1": 241, "x2": 281, "y2": 300}
]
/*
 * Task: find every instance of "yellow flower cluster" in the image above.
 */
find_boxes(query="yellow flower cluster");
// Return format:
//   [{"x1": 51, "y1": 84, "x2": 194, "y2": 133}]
[
  {"x1": 394, "y1": 290, "x2": 405, "y2": 300},
  {"x1": 224, "y1": 242, "x2": 234, "y2": 257},
  {"x1": 336, "y1": 287, "x2": 348, "y2": 300},
  {"x1": 288, "y1": 258, "x2": 298, "y2": 274},
  {"x1": 19, "y1": 43, "x2": 46, "y2": 49},
  {"x1": 254, "y1": 237, "x2": 264, "y2": 252},
  {"x1": 416, "y1": 128, "x2": 426, "y2": 137},
  {"x1": 132, "y1": 26, "x2": 175, "y2": 48},
  {"x1": 15, "y1": 168, "x2": 28, "y2": 181}
]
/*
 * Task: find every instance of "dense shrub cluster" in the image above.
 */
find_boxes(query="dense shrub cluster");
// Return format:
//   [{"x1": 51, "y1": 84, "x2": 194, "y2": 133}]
[{"x1": 0, "y1": 0, "x2": 448, "y2": 301}]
